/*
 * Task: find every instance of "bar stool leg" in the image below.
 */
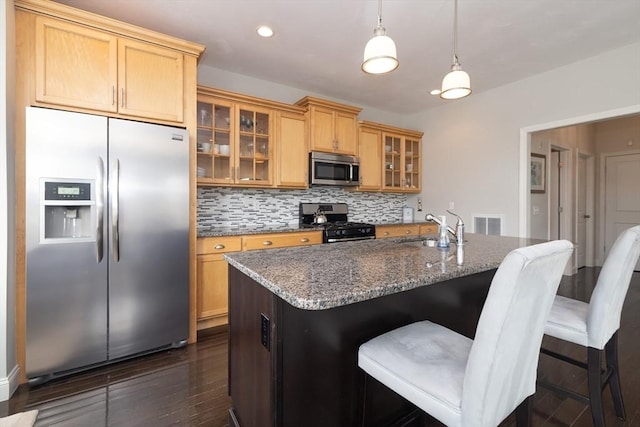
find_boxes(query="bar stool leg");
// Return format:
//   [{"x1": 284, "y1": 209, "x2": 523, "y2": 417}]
[
  {"x1": 587, "y1": 347, "x2": 606, "y2": 427},
  {"x1": 515, "y1": 395, "x2": 532, "y2": 427},
  {"x1": 605, "y1": 332, "x2": 626, "y2": 420}
]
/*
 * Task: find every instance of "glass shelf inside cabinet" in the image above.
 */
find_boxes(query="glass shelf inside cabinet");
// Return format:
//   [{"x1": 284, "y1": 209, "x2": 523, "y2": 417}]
[
  {"x1": 197, "y1": 128, "x2": 213, "y2": 154},
  {"x1": 197, "y1": 102, "x2": 213, "y2": 128},
  {"x1": 214, "y1": 105, "x2": 231, "y2": 130},
  {"x1": 197, "y1": 156, "x2": 212, "y2": 179}
]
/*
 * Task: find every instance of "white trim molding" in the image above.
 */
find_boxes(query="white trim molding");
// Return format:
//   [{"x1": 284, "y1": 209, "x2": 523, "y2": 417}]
[{"x1": 0, "y1": 365, "x2": 20, "y2": 402}]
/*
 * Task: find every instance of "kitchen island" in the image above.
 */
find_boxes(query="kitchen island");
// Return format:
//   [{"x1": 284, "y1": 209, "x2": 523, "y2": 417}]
[{"x1": 224, "y1": 234, "x2": 541, "y2": 427}]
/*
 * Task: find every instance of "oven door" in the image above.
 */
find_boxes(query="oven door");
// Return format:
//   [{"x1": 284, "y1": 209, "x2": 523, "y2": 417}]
[{"x1": 310, "y1": 153, "x2": 358, "y2": 186}]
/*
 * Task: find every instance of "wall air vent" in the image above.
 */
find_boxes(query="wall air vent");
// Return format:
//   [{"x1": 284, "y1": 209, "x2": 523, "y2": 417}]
[{"x1": 473, "y1": 214, "x2": 504, "y2": 236}]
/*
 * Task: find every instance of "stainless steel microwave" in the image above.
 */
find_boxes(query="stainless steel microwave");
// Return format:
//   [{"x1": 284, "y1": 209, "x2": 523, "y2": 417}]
[{"x1": 309, "y1": 151, "x2": 360, "y2": 186}]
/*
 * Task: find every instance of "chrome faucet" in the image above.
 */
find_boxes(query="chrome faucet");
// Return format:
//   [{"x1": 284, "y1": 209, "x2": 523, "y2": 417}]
[{"x1": 425, "y1": 210, "x2": 465, "y2": 245}]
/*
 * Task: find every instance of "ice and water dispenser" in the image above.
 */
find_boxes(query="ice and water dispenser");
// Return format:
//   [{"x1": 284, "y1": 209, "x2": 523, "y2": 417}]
[{"x1": 41, "y1": 180, "x2": 94, "y2": 241}]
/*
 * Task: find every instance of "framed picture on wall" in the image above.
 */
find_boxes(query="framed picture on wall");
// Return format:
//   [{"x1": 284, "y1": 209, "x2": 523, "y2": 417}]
[{"x1": 530, "y1": 153, "x2": 546, "y2": 193}]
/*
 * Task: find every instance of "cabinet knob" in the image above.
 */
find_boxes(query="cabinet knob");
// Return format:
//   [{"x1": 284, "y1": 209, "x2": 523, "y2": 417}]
[
  {"x1": 384, "y1": 231, "x2": 389, "y2": 236},
  {"x1": 405, "y1": 230, "x2": 411, "y2": 234},
  {"x1": 263, "y1": 240, "x2": 273, "y2": 246},
  {"x1": 300, "y1": 238, "x2": 309, "y2": 243},
  {"x1": 214, "y1": 244, "x2": 225, "y2": 250}
]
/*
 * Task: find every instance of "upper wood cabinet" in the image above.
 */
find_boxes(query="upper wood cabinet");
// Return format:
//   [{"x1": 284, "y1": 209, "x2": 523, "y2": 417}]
[
  {"x1": 196, "y1": 94, "x2": 274, "y2": 186},
  {"x1": 357, "y1": 123, "x2": 383, "y2": 191},
  {"x1": 35, "y1": 17, "x2": 118, "y2": 113},
  {"x1": 275, "y1": 110, "x2": 308, "y2": 188},
  {"x1": 34, "y1": 15, "x2": 186, "y2": 123},
  {"x1": 357, "y1": 121, "x2": 423, "y2": 193},
  {"x1": 295, "y1": 97, "x2": 361, "y2": 156},
  {"x1": 197, "y1": 86, "x2": 308, "y2": 189},
  {"x1": 17, "y1": 0, "x2": 203, "y2": 125},
  {"x1": 117, "y1": 39, "x2": 184, "y2": 122},
  {"x1": 383, "y1": 131, "x2": 422, "y2": 193}
]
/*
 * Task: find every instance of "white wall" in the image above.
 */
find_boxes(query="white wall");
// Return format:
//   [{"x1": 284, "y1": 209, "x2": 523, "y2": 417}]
[
  {"x1": 1, "y1": 0, "x2": 19, "y2": 402},
  {"x1": 197, "y1": 65, "x2": 408, "y2": 127},
  {"x1": 407, "y1": 42, "x2": 640, "y2": 237}
]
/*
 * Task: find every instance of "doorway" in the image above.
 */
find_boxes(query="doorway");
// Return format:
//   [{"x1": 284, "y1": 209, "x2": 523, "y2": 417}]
[
  {"x1": 577, "y1": 152, "x2": 595, "y2": 268},
  {"x1": 602, "y1": 152, "x2": 640, "y2": 270},
  {"x1": 520, "y1": 107, "x2": 640, "y2": 272}
]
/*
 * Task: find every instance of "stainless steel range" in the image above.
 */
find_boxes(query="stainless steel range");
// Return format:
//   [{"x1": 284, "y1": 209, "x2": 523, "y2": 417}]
[{"x1": 299, "y1": 203, "x2": 376, "y2": 243}]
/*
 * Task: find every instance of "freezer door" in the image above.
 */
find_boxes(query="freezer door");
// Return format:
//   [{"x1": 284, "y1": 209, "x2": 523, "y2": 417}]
[
  {"x1": 107, "y1": 119, "x2": 189, "y2": 359},
  {"x1": 25, "y1": 107, "x2": 109, "y2": 378}
]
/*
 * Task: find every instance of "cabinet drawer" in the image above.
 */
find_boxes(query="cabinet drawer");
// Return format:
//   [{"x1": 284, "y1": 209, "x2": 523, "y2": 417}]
[
  {"x1": 375, "y1": 225, "x2": 421, "y2": 239},
  {"x1": 242, "y1": 232, "x2": 322, "y2": 251},
  {"x1": 420, "y1": 224, "x2": 438, "y2": 235},
  {"x1": 197, "y1": 236, "x2": 242, "y2": 254}
]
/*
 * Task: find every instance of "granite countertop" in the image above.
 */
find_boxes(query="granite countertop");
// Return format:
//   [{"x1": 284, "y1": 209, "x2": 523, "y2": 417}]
[
  {"x1": 197, "y1": 221, "x2": 436, "y2": 238},
  {"x1": 224, "y1": 233, "x2": 542, "y2": 310}
]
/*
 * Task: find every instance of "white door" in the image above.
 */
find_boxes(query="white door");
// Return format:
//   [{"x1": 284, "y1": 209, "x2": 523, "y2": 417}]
[
  {"x1": 604, "y1": 153, "x2": 640, "y2": 271},
  {"x1": 577, "y1": 155, "x2": 587, "y2": 268},
  {"x1": 550, "y1": 151, "x2": 560, "y2": 239}
]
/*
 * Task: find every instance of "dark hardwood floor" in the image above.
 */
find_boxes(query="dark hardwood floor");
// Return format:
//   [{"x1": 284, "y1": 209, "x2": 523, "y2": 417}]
[{"x1": 1, "y1": 267, "x2": 638, "y2": 426}]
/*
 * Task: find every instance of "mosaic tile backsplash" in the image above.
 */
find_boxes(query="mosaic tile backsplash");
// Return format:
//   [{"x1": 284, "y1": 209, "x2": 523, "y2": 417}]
[{"x1": 197, "y1": 186, "x2": 409, "y2": 232}]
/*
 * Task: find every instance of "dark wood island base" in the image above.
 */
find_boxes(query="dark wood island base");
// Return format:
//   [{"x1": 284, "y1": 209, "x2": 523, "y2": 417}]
[{"x1": 228, "y1": 265, "x2": 497, "y2": 427}]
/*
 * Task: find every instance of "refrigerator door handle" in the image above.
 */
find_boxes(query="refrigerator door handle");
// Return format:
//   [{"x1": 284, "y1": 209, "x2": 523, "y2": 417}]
[
  {"x1": 96, "y1": 157, "x2": 105, "y2": 262},
  {"x1": 111, "y1": 158, "x2": 120, "y2": 262}
]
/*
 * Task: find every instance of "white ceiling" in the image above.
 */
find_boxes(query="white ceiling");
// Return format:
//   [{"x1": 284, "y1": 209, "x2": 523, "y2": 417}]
[{"x1": 54, "y1": 0, "x2": 640, "y2": 114}]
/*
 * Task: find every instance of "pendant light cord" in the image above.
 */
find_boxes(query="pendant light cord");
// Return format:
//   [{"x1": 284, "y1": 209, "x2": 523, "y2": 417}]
[
  {"x1": 377, "y1": 0, "x2": 383, "y2": 28},
  {"x1": 452, "y1": 0, "x2": 459, "y2": 65}
]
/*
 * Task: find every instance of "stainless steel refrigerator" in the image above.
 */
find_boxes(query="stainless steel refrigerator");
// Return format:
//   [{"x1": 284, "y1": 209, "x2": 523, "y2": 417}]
[{"x1": 25, "y1": 106, "x2": 189, "y2": 383}]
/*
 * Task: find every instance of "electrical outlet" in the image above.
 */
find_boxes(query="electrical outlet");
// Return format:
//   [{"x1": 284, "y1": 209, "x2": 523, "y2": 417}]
[
  {"x1": 448, "y1": 201, "x2": 455, "y2": 210},
  {"x1": 261, "y1": 313, "x2": 270, "y2": 350}
]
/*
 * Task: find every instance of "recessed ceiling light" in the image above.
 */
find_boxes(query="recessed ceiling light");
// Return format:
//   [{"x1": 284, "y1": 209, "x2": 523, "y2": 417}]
[
  {"x1": 430, "y1": 89, "x2": 441, "y2": 96},
  {"x1": 256, "y1": 25, "x2": 274, "y2": 38}
]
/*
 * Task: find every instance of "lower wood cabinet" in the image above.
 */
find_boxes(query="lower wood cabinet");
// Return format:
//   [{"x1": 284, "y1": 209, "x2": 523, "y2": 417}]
[
  {"x1": 375, "y1": 223, "x2": 438, "y2": 239},
  {"x1": 420, "y1": 223, "x2": 438, "y2": 235},
  {"x1": 196, "y1": 236, "x2": 242, "y2": 329},
  {"x1": 375, "y1": 224, "x2": 421, "y2": 239},
  {"x1": 197, "y1": 231, "x2": 322, "y2": 330},
  {"x1": 242, "y1": 231, "x2": 322, "y2": 251}
]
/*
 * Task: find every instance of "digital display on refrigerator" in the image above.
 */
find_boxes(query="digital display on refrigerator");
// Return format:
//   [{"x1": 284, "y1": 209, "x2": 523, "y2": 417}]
[
  {"x1": 57, "y1": 186, "x2": 80, "y2": 195},
  {"x1": 44, "y1": 181, "x2": 91, "y2": 201}
]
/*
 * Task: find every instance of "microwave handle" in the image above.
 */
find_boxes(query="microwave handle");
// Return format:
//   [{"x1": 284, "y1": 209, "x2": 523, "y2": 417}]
[{"x1": 349, "y1": 164, "x2": 354, "y2": 182}]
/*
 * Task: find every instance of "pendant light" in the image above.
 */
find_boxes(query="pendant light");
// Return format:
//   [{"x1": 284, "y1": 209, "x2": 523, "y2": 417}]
[
  {"x1": 362, "y1": 0, "x2": 398, "y2": 74},
  {"x1": 440, "y1": 0, "x2": 471, "y2": 99}
]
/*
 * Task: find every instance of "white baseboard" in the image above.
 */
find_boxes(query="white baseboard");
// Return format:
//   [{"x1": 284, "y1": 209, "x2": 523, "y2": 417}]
[{"x1": 0, "y1": 365, "x2": 20, "y2": 402}]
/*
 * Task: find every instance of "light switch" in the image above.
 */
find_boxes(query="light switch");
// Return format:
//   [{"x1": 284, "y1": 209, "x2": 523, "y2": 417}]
[{"x1": 532, "y1": 206, "x2": 540, "y2": 215}]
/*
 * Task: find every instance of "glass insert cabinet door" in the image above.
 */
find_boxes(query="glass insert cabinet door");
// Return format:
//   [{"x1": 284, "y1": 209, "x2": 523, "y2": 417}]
[
  {"x1": 404, "y1": 138, "x2": 420, "y2": 190},
  {"x1": 238, "y1": 108, "x2": 270, "y2": 183},
  {"x1": 383, "y1": 134, "x2": 420, "y2": 191},
  {"x1": 197, "y1": 101, "x2": 232, "y2": 182},
  {"x1": 196, "y1": 100, "x2": 272, "y2": 185},
  {"x1": 384, "y1": 135, "x2": 402, "y2": 189}
]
